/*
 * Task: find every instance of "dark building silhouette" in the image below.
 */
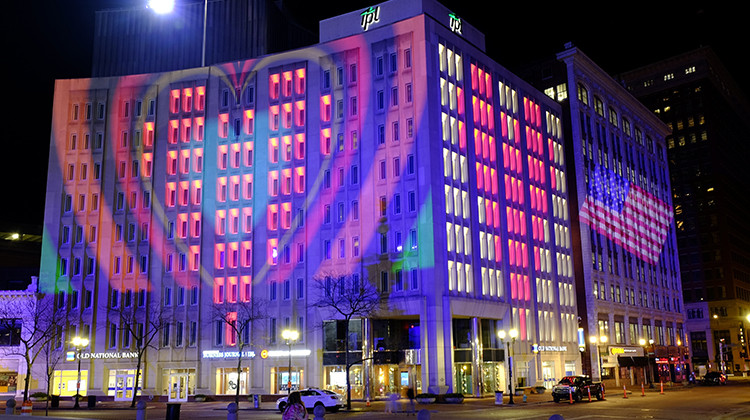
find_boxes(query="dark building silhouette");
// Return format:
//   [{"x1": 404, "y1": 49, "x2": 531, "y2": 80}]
[
  {"x1": 92, "y1": 0, "x2": 316, "y2": 77},
  {"x1": 618, "y1": 47, "x2": 750, "y2": 374}
]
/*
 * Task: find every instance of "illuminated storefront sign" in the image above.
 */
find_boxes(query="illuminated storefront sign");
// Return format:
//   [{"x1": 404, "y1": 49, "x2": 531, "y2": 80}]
[
  {"x1": 202, "y1": 349, "x2": 311, "y2": 359},
  {"x1": 70, "y1": 351, "x2": 138, "y2": 360},
  {"x1": 202, "y1": 350, "x2": 256, "y2": 359},
  {"x1": 532, "y1": 344, "x2": 568, "y2": 352},
  {"x1": 448, "y1": 13, "x2": 462, "y2": 34},
  {"x1": 360, "y1": 6, "x2": 381, "y2": 31},
  {"x1": 608, "y1": 347, "x2": 643, "y2": 356}
]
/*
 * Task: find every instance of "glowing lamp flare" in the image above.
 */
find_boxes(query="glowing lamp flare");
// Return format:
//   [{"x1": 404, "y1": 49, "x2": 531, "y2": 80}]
[{"x1": 149, "y1": 0, "x2": 175, "y2": 14}]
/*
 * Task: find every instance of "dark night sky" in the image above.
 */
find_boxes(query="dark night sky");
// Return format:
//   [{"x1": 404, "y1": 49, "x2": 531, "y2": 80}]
[{"x1": 4, "y1": 0, "x2": 745, "y2": 231}]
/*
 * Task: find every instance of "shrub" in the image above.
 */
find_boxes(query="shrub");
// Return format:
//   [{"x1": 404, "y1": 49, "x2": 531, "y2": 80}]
[
  {"x1": 415, "y1": 393, "x2": 436, "y2": 399},
  {"x1": 30, "y1": 392, "x2": 48, "y2": 398}
]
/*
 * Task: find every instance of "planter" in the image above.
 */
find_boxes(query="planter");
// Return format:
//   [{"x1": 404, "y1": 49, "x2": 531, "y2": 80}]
[
  {"x1": 416, "y1": 397, "x2": 435, "y2": 404},
  {"x1": 534, "y1": 387, "x2": 546, "y2": 394},
  {"x1": 194, "y1": 396, "x2": 207, "y2": 402},
  {"x1": 29, "y1": 397, "x2": 47, "y2": 402},
  {"x1": 444, "y1": 397, "x2": 464, "y2": 404}
]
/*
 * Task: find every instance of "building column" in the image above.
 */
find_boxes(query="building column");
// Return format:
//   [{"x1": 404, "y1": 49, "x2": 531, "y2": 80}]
[
  {"x1": 471, "y1": 317, "x2": 482, "y2": 397},
  {"x1": 362, "y1": 317, "x2": 373, "y2": 402}
]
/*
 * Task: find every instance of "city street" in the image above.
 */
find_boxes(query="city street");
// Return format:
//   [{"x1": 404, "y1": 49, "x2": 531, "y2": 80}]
[{"x1": 9, "y1": 378, "x2": 750, "y2": 420}]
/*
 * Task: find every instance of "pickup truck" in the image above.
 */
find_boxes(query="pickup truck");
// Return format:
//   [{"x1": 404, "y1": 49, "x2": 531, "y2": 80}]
[{"x1": 551, "y1": 376, "x2": 604, "y2": 403}]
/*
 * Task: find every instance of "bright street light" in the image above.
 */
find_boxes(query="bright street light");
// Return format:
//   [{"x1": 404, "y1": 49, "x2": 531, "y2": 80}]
[
  {"x1": 71, "y1": 336, "x2": 89, "y2": 409},
  {"x1": 497, "y1": 328, "x2": 518, "y2": 404},
  {"x1": 282, "y1": 329, "x2": 299, "y2": 395},
  {"x1": 148, "y1": 0, "x2": 175, "y2": 14}
]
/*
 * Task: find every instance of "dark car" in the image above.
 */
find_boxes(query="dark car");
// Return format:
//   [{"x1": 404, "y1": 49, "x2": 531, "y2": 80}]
[
  {"x1": 701, "y1": 371, "x2": 727, "y2": 385},
  {"x1": 551, "y1": 376, "x2": 604, "y2": 403}
]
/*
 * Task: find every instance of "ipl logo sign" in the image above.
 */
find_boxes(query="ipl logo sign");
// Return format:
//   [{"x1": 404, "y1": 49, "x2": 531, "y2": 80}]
[
  {"x1": 449, "y1": 13, "x2": 462, "y2": 35},
  {"x1": 361, "y1": 6, "x2": 381, "y2": 31}
]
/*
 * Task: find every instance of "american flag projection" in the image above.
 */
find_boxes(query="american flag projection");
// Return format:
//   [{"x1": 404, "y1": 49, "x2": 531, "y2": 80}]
[{"x1": 579, "y1": 166, "x2": 673, "y2": 265}]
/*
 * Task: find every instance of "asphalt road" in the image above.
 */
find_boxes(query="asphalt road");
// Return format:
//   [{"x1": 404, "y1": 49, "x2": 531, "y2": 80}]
[{"x1": 9, "y1": 380, "x2": 750, "y2": 419}]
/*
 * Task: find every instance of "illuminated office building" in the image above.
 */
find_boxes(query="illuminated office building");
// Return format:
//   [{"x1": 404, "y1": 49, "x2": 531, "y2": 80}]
[
  {"x1": 522, "y1": 45, "x2": 688, "y2": 386},
  {"x1": 40, "y1": 0, "x2": 577, "y2": 400}
]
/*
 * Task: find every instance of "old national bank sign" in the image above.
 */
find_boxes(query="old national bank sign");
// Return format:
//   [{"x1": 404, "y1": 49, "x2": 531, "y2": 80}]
[{"x1": 66, "y1": 351, "x2": 139, "y2": 361}]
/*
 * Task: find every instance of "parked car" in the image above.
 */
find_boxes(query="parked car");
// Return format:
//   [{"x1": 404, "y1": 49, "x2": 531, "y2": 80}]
[
  {"x1": 276, "y1": 388, "x2": 345, "y2": 413},
  {"x1": 551, "y1": 376, "x2": 604, "y2": 403},
  {"x1": 701, "y1": 371, "x2": 727, "y2": 385}
]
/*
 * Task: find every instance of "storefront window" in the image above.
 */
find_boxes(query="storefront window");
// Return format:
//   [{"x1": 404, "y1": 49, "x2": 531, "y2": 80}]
[
  {"x1": 324, "y1": 365, "x2": 362, "y2": 398},
  {"x1": 271, "y1": 366, "x2": 305, "y2": 393},
  {"x1": 215, "y1": 367, "x2": 250, "y2": 395},
  {"x1": 0, "y1": 372, "x2": 18, "y2": 394},
  {"x1": 52, "y1": 370, "x2": 88, "y2": 397},
  {"x1": 481, "y1": 362, "x2": 503, "y2": 394}
]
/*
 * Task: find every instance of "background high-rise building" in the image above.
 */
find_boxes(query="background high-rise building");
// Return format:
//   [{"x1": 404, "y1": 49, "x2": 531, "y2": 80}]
[
  {"x1": 40, "y1": 0, "x2": 580, "y2": 401},
  {"x1": 91, "y1": 0, "x2": 316, "y2": 77},
  {"x1": 520, "y1": 46, "x2": 688, "y2": 387},
  {"x1": 619, "y1": 47, "x2": 750, "y2": 374}
]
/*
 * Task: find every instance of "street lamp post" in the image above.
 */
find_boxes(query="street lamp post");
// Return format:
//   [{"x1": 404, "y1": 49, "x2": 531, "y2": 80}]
[
  {"x1": 71, "y1": 336, "x2": 89, "y2": 409},
  {"x1": 589, "y1": 335, "x2": 607, "y2": 382},
  {"x1": 498, "y1": 329, "x2": 518, "y2": 404},
  {"x1": 281, "y1": 329, "x2": 299, "y2": 395}
]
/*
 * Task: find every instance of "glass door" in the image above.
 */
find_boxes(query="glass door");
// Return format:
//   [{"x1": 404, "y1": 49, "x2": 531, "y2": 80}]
[{"x1": 168, "y1": 373, "x2": 188, "y2": 402}]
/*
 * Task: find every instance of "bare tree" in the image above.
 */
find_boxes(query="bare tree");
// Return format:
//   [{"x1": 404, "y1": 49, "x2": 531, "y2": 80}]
[
  {"x1": 0, "y1": 292, "x2": 59, "y2": 402},
  {"x1": 311, "y1": 272, "x2": 382, "y2": 410},
  {"x1": 117, "y1": 301, "x2": 170, "y2": 408},
  {"x1": 39, "y1": 332, "x2": 65, "y2": 416},
  {"x1": 212, "y1": 297, "x2": 268, "y2": 406}
]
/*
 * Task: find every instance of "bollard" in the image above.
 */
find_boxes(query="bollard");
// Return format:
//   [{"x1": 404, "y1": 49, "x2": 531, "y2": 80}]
[
  {"x1": 165, "y1": 403, "x2": 180, "y2": 420},
  {"x1": 569, "y1": 386, "x2": 573, "y2": 404},
  {"x1": 313, "y1": 404, "x2": 326, "y2": 420},
  {"x1": 136, "y1": 400, "x2": 147, "y2": 420},
  {"x1": 20, "y1": 400, "x2": 33, "y2": 416},
  {"x1": 523, "y1": 394, "x2": 527, "y2": 403},
  {"x1": 660, "y1": 382, "x2": 664, "y2": 394},
  {"x1": 416, "y1": 408, "x2": 430, "y2": 420},
  {"x1": 622, "y1": 385, "x2": 628, "y2": 399},
  {"x1": 5, "y1": 398, "x2": 15, "y2": 415},
  {"x1": 587, "y1": 387, "x2": 591, "y2": 402},
  {"x1": 226, "y1": 402, "x2": 237, "y2": 420},
  {"x1": 641, "y1": 383, "x2": 645, "y2": 397},
  {"x1": 602, "y1": 384, "x2": 606, "y2": 399}
]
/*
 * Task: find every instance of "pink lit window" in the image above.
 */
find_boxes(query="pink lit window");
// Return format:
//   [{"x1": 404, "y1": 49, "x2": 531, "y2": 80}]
[
  {"x1": 269, "y1": 137, "x2": 279, "y2": 163},
  {"x1": 270, "y1": 106, "x2": 279, "y2": 131},
  {"x1": 282, "y1": 136, "x2": 292, "y2": 162},
  {"x1": 218, "y1": 145, "x2": 228, "y2": 170},
  {"x1": 241, "y1": 275, "x2": 251, "y2": 301},
  {"x1": 182, "y1": 118, "x2": 191, "y2": 142},
  {"x1": 321, "y1": 95, "x2": 331, "y2": 122},
  {"x1": 190, "y1": 246, "x2": 200, "y2": 271},
  {"x1": 321, "y1": 128, "x2": 331, "y2": 155},
  {"x1": 231, "y1": 144, "x2": 241, "y2": 168},
  {"x1": 170, "y1": 89, "x2": 180, "y2": 114},
  {"x1": 196, "y1": 86, "x2": 205, "y2": 111},
  {"x1": 295, "y1": 101, "x2": 305, "y2": 126},
  {"x1": 268, "y1": 205, "x2": 278, "y2": 230},
  {"x1": 178, "y1": 182, "x2": 189, "y2": 206},
  {"x1": 177, "y1": 214, "x2": 188, "y2": 238},
  {"x1": 229, "y1": 176, "x2": 240, "y2": 201},
  {"x1": 166, "y1": 183, "x2": 176, "y2": 207},
  {"x1": 269, "y1": 74, "x2": 280, "y2": 100},
  {"x1": 227, "y1": 277, "x2": 238, "y2": 303},
  {"x1": 283, "y1": 71, "x2": 293, "y2": 97},
  {"x1": 182, "y1": 88, "x2": 193, "y2": 112},
  {"x1": 190, "y1": 213, "x2": 201, "y2": 237},
  {"x1": 229, "y1": 209, "x2": 239, "y2": 234},
  {"x1": 213, "y1": 277, "x2": 225, "y2": 303},
  {"x1": 217, "y1": 178, "x2": 227, "y2": 202},
  {"x1": 269, "y1": 171, "x2": 279, "y2": 196},
  {"x1": 215, "y1": 244, "x2": 226, "y2": 269},
  {"x1": 180, "y1": 150, "x2": 190, "y2": 174},
  {"x1": 281, "y1": 169, "x2": 292, "y2": 195},
  {"x1": 195, "y1": 117, "x2": 205, "y2": 141},
  {"x1": 282, "y1": 103, "x2": 292, "y2": 129},
  {"x1": 142, "y1": 153, "x2": 153, "y2": 178},
  {"x1": 193, "y1": 149, "x2": 203, "y2": 173},
  {"x1": 144, "y1": 122, "x2": 154, "y2": 147},
  {"x1": 192, "y1": 180, "x2": 202, "y2": 205},
  {"x1": 169, "y1": 120, "x2": 179, "y2": 144},
  {"x1": 267, "y1": 239, "x2": 278, "y2": 265},
  {"x1": 241, "y1": 243, "x2": 252, "y2": 267},
  {"x1": 216, "y1": 210, "x2": 226, "y2": 235},
  {"x1": 281, "y1": 203, "x2": 291, "y2": 230},
  {"x1": 219, "y1": 114, "x2": 229, "y2": 138},
  {"x1": 244, "y1": 110, "x2": 254, "y2": 135},
  {"x1": 242, "y1": 208, "x2": 252, "y2": 233},
  {"x1": 242, "y1": 174, "x2": 253, "y2": 200},
  {"x1": 295, "y1": 133, "x2": 305, "y2": 160},
  {"x1": 295, "y1": 68, "x2": 306, "y2": 94},
  {"x1": 228, "y1": 243, "x2": 238, "y2": 268}
]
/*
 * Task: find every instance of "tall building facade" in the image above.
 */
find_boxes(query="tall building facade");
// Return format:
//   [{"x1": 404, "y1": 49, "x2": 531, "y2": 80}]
[
  {"x1": 619, "y1": 47, "x2": 750, "y2": 374},
  {"x1": 41, "y1": 0, "x2": 579, "y2": 401},
  {"x1": 92, "y1": 0, "x2": 316, "y2": 77},
  {"x1": 521, "y1": 46, "x2": 688, "y2": 386}
]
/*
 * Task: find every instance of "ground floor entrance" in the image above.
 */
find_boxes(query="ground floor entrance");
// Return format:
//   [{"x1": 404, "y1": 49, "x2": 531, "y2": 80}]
[
  {"x1": 162, "y1": 368, "x2": 196, "y2": 402},
  {"x1": 107, "y1": 369, "x2": 140, "y2": 401}
]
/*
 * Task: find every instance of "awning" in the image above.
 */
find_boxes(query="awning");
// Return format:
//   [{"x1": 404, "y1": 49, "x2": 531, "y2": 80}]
[{"x1": 617, "y1": 356, "x2": 649, "y2": 367}]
